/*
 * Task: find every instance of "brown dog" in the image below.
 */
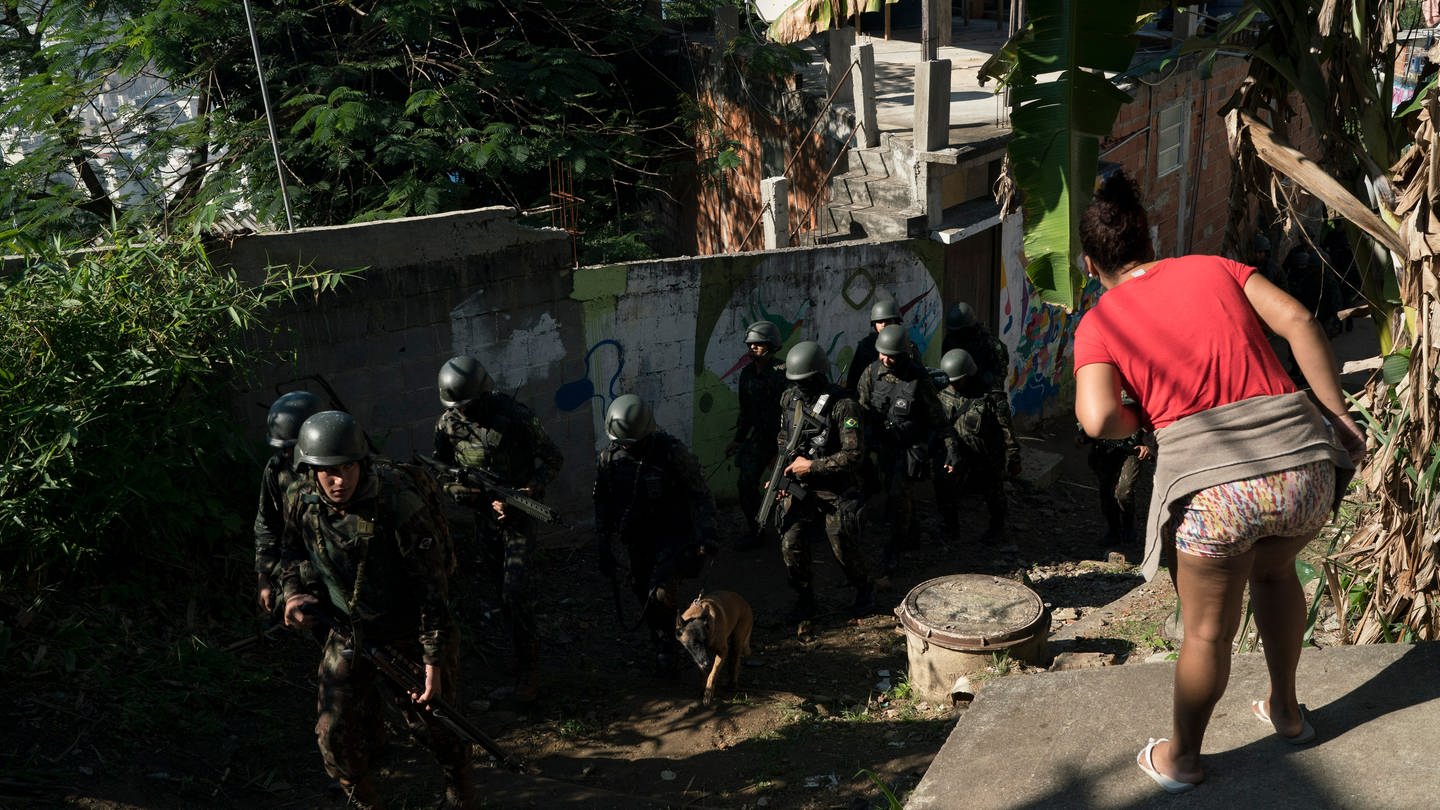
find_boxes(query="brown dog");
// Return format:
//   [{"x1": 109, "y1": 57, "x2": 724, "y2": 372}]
[{"x1": 675, "y1": 590, "x2": 753, "y2": 706}]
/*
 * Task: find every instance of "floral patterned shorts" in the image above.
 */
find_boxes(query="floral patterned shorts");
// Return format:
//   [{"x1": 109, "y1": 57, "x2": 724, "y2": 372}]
[{"x1": 1167, "y1": 460, "x2": 1336, "y2": 558}]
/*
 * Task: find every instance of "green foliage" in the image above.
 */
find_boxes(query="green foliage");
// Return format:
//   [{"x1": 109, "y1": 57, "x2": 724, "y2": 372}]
[
  {"x1": 2, "y1": 1, "x2": 688, "y2": 243},
  {"x1": 856, "y1": 769, "x2": 905, "y2": 810},
  {"x1": 980, "y1": 0, "x2": 1146, "y2": 307},
  {"x1": 0, "y1": 231, "x2": 351, "y2": 594}
]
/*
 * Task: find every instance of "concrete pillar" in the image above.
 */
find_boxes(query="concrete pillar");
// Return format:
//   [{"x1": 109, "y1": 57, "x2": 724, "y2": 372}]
[
  {"x1": 932, "y1": 0, "x2": 952, "y2": 48},
  {"x1": 914, "y1": 59, "x2": 952, "y2": 152},
  {"x1": 827, "y1": 27, "x2": 856, "y2": 100},
  {"x1": 762, "y1": 176, "x2": 790, "y2": 250},
  {"x1": 715, "y1": 4, "x2": 739, "y2": 62},
  {"x1": 851, "y1": 43, "x2": 879, "y2": 148}
]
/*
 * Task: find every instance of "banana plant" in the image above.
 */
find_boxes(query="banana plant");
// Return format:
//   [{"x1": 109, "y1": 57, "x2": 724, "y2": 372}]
[{"x1": 980, "y1": 0, "x2": 1150, "y2": 308}]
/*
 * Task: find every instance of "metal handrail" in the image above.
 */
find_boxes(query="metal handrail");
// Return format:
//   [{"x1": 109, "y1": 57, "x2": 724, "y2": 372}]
[
  {"x1": 736, "y1": 55, "x2": 864, "y2": 252},
  {"x1": 790, "y1": 121, "x2": 863, "y2": 242}
]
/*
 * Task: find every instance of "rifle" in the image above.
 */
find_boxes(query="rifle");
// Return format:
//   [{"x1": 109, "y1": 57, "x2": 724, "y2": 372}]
[
  {"x1": 757, "y1": 395, "x2": 830, "y2": 529},
  {"x1": 416, "y1": 454, "x2": 565, "y2": 526},
  {"x1": 299, "y1": 601, "x2": 529, "y2": 774}
]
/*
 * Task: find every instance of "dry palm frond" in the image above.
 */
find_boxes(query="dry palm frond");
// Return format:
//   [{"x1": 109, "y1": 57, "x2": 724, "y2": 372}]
[
  {"x1": 765, "y1": 0, "x2": 883, "y2": 45},
  {"x1": 1331, "y1": 102, "x2": 1440, "y2": 644}
]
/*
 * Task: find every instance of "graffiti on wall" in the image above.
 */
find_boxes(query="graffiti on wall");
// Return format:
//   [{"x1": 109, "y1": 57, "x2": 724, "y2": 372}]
[{"x1": 554, "y1": 339, "x2": 626, "y2": 412}]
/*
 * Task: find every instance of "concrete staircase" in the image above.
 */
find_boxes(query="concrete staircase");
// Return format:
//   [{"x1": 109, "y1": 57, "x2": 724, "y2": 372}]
[{"x1": 800, "y1": 132, "x2": 929, "y2": 244}]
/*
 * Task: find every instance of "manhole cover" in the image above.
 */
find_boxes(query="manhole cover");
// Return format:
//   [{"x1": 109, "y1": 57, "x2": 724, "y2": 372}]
[{"x1": 896, "y1": 574, "x2": 1047, "y2": 650}]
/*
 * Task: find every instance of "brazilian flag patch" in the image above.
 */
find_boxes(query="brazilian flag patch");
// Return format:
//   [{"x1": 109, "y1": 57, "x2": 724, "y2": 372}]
[{"x1": 842, "y1": 417, "x2": 859, "y2": 429}]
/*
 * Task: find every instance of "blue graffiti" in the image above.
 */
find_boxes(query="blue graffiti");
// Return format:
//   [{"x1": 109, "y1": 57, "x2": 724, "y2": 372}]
[{"x1": 555, "y1": 339, "x2": 624, "y2": 412}]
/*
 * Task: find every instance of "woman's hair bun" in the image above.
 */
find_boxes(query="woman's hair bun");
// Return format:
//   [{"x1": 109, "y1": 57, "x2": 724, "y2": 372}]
[{"x1": 1095, "y1": 169, "x2": 1142, "y2": 210}]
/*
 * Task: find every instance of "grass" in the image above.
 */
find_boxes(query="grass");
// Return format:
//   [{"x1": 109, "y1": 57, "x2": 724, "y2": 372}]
[
  {"x1": 1107, "y1": 618, "x2": 1175, "y2": 656},
  {"x1": 554, "y1": 716, "x2": 600, "y2": 739},
  {"x1": 970, "y1": 651, "x2": 1015, "y2": 684}
]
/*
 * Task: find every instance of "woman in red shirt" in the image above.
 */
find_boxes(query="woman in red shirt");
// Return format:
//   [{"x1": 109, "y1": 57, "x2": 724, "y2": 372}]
[{"x1": 1073, "y1": 172, "x2": 1365, "y2": 793}]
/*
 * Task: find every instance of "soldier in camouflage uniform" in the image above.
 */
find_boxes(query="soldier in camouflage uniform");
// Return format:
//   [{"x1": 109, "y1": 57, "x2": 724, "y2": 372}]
[
  {"x1": 844, "y1": 295, "x2": 923, "y2": 392},
  {"x1": 594, "y1": 394, "x2": 718, "y2": 673},
  {"x1": 771, "y1": 341, "x2": 874, "y2": 623},
  {"x1": 280, "y1": 411, "x2": 472, "y2": 810},
  {"x1": 253, "y1": 391, "x2": 320, "y2": 613},
  {"x1": 935, "y1": 349, "x2": 1021, "y2": 544},
  {"x1": 942, "y1": 302, "x2": 1022, "y2": 480},
  {"x1": 725, "y1": 321, "x2": 788, "y2": 549},
  {"x1": 1077, "y1": 417, "x2": 1153, "y2": 555},
  {"x1": 433, "y1": 355, "x2": 563, "y2": 704},
  {"x1": 857, "y1": 324, "x2": 950, "y2": 572}
]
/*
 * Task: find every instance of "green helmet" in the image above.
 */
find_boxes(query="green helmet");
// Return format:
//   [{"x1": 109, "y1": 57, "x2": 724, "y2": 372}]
[
  {"x1": 784, "y1": 340, "x2": 829, "y2": 381},
  {"x1": 869, "y1": 297, "x2": 900, "y2": 324},
  {"x1": 744, "y1": 321, "x2": 781, "y2": 348},
  {"x1": 946, "y1": 302, "x2": 977, "y2": 331},
  {"x1": 875, "y1": 324, "x2": 910, "y2": 357},
  {"x1": 266, "y1": 391, "x2": 321, "y2": 449},
  {"x1": 941, "y1": 348, "x2": 978, "y2": 382},
  {"x1": 605, "y1": 394, "x2": 655, "y2": 442},
  {"x1": 437, "y1": 355, "x2": 492, "y2": 408},
  {"x1": 295, "y1": 410, "x2": 369, "y2": 468}
]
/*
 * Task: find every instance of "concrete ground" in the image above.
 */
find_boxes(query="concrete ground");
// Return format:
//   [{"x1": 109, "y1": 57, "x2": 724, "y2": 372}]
[{"x1": 907, "y1": 642, "x2": 1440, "y2": 809}]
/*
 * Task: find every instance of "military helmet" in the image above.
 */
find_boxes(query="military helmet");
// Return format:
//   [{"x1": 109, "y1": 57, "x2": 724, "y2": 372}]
[
  {"x1": 295, "y1": 410, "x2": 369, "y2": 468},
  {"x1": 1251, "y1": 233, "x2": 1271, "y2": 253},
  {"x1": 605, "y1": 394, "x2": 655, "y2": 442},
  {"x1": 945, "y1": 302, "x2": 977, "y2": 331},
  {"x1": 875, "y1": 323, "x2": 910, "y2": 357},
  {"x1": 941, "y1": 348, "x2": 978, "y2": 382},
  {"x1": 869, "y1": 297, "x2": 901, "y2": 324},
  {"x1": 437, "y1": 355, "x2": 492, "y2": 408},
  {"x1": 744, "y1": 321, "x2": 782, "y2": 348},
  {"x1": 784, "y1": 340, "x2": 829, "y2": 381},
  {"x1": 266, "y1": 390, "x2": 321, "y2": 449}
]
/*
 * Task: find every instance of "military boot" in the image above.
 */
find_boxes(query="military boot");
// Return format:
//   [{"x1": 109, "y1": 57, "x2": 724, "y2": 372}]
[
  {"x1": 339, "y1": 776, "x2": 383, "y2": 810},
  {"x1": 440, "y1": 766, "x2": 476, "y2": 810}
]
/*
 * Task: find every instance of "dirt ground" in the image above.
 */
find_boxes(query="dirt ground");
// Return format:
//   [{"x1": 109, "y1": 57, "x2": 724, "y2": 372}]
[{"x1": 1, "y1": 429, "x2": 1188, "y2": 810}]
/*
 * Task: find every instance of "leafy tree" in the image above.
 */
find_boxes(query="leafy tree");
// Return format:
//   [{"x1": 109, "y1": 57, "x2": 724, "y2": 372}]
[
  {"x1": 2, "y1": 1, "x2": 698, "y2": 242},
  {"x1": 0, "y1": 228, "x2": 351, "y2": 597}
]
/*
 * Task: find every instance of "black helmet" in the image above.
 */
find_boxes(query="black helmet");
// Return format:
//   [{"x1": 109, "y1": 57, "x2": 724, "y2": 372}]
[
  {"x1": 437, "y1": 355, "x2": 492, "y2": 408},
  {"x1": 295, "y1": 411, "x2": 369, "y2": 468},
  {"x1": 266, "y1": 391, "x2": 321, "y2": 449},
  {"x1": 784, "y1": 340, "x2": 829, "y2": 381},
  {"x1": 744, "y1": 321, "x2": 782, "y2": 348},
  {"x1": 941, "y1": 349, "x2": 978, "y2": 382},
  {"x1": 605, "y1": 394, "x2": 655, "y2": 442},
  {"x1": 1251, "y1": 233, "x2": 1271, "y2": 253},
  {"x1": 945, "y1": 302, "x2": 976, "y2": 331},
  {"x1": 869, "y1": 297, "x2": 900, "y2": 324},
  {"x1": 875, "y1": 324, "x2": 910, "y2": 357}
]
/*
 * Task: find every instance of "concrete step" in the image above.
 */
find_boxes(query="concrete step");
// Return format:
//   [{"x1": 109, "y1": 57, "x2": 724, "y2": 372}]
[
  {"x1": 848, "y1": 144, "x2": 895, "y2": 177},
  {"x1": 829, "y1": 170, "x2": 915, "y2": 210},
  {"x1": 829, "y1": 200, "x2": 927, "y2": 240},
  {"x1": 908, "y1": 641, "x2": 1440, "y2": 809}
]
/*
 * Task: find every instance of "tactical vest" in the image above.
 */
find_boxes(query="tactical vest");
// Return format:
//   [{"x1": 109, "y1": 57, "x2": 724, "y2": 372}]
[
  {"x1": 944, "y1": 391, "x2": 1002, "y2": 459},
  {"x1": 599, "y1": 437, "x2": 691, "y2": 543},
  {"x1": 444, "y1": 396, "x2": 532, "y2": 485},
  {"x1": 867, "y1": 366, "x2": 928, "y2": 447}
]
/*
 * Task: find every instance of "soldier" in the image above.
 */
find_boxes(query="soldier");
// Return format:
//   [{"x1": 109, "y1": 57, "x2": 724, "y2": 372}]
[
  {"x1": 843, "y1": 295, "x2": 921, "y2": 392},
  {"x1": 594, "y1": 394, "x2": 718, "y2": 673},
  {"x1": 253, "y1": 390, "x2": 320, "y2": 614},
  {"x1": 941, "y1": 302, "x2": 1022, "y2": 480},
  {"x1": 855, "y1": 324, "x2": 948, "y2": 571},
  {"x1": 433, "y1": 355, "x2": 563, "y2": 705},
  {"x1": 771, "y1": 341, "x2": 874, "y2": 623},
  {"x1": 725, "y1": 321, "x2": 787, "y2": 550},
  {"x1": 1077, "y1": 417, "x2": 1153, "y2": 557},
  {"x1": 279, "y1": 411, "x2": 473, "y2": 810},
  {"x1": 935, "y1": 349, "x2": 1019, "y2": 545}
]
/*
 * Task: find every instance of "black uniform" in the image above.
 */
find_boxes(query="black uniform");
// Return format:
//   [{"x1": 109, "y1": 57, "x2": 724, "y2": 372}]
[
  {"x1": 732, "y1": 356, "x2": 787, "y2": 540},
  {"x1": 594, "y1": 431, "x2": 717, "y2": 667}
]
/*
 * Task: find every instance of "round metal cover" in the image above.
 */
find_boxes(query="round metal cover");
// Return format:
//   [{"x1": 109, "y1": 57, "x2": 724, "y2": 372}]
[{"x1": 895, "y1": 574, "x2": 1047, "y2": 650}]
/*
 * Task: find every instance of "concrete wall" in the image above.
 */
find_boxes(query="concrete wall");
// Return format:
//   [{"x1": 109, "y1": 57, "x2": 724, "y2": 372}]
[{"x1": 220, "y1": 210, "x2": 951, "y2": 525}]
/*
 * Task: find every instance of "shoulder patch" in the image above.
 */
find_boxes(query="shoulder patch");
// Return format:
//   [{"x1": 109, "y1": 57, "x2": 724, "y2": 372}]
[{"x1": 842, "y1": 416, "x2": 859, "y2": 429}]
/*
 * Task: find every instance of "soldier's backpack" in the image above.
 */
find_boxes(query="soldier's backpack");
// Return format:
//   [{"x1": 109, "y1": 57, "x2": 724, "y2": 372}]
[{"x1": 373, "y1": 456, "x2": 456, "y2": 574}]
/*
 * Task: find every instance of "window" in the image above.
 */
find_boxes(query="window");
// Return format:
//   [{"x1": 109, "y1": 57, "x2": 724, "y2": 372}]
[{"x1": 1156, "y1": 101, "x2": 1186, "y2": 177}]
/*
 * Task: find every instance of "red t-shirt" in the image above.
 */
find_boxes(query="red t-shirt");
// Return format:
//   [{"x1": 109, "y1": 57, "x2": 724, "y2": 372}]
[{"x1": 1072, "y1": 255, "x2": 1296, "y2": 429}]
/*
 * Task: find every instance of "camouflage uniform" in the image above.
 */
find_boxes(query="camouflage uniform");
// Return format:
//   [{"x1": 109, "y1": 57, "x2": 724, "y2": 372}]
[
  {"x1": 1078, "y1": 424, "x2": 1152, "y2": 549},
  {"x1": 935, "y1": 376, "x2": 1020, "y2": 541},
  {"x1": 856, "y1": 356, "x2": 949, "y2": 569},
  {"x1": 279, "y1": 464, "x2": 467, "y2": 798},
  {"x1": 775, "y1": 382, "x2": 872, "y2": 614},
  {"x1": 253, "y1": 452, "x2": 300, "y2": 592},
  {"x1": 594, "y1": 431, "x2": 717, "y2": 664},
  {"x1": 434, "y1": 392, "x2": 563, "y2": 690},
  {"x1": 942, "y1": 324, "x2": 1021, "y2": 475},
  {"x1": 732, "y1": 357, "x2": 787, "y2": 537},
  {"x1": 844, "y1": 329, "x2": 923, "y2": 393}
]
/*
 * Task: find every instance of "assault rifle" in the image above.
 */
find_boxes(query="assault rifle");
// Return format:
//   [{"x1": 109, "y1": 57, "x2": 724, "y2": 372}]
[
  {"x1": 416, "y1": 454, "x2": 565, "y2": 526},
  {"x1": 757, "y1": 395, "x2": 830, "y2": 529},
  {"x1": 299, "y1": 600, "x2": 529, "y2": 774}
]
